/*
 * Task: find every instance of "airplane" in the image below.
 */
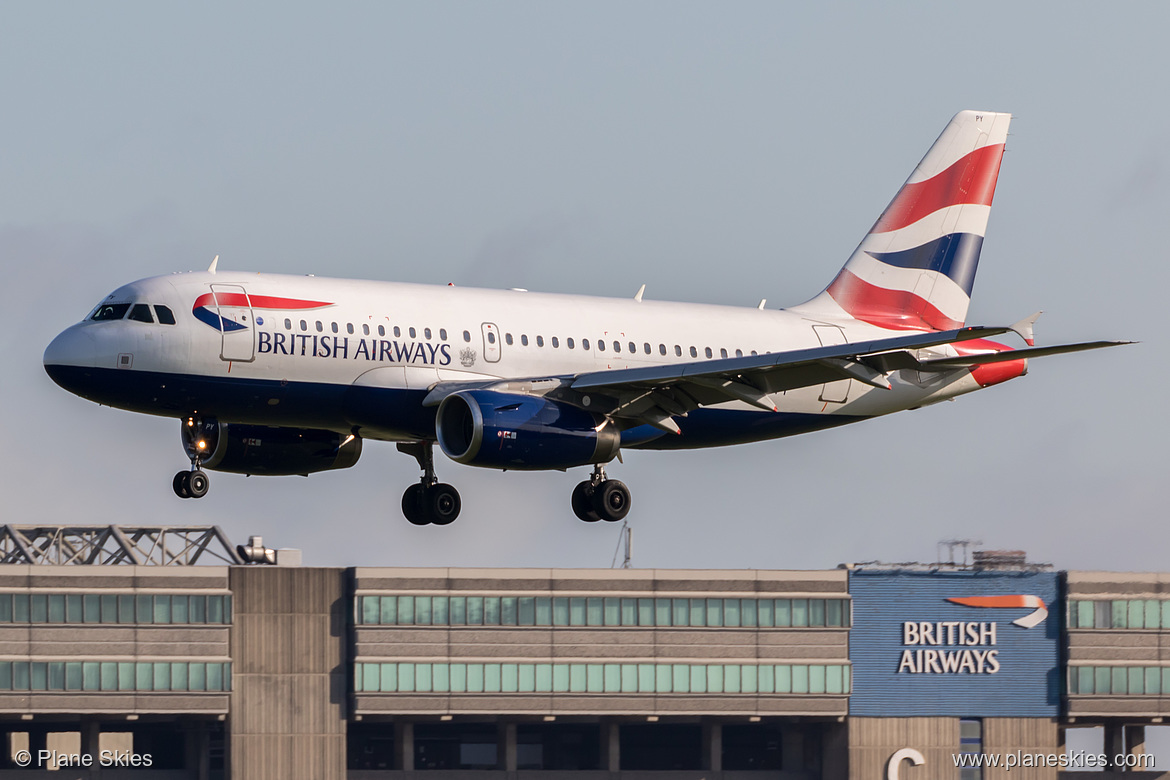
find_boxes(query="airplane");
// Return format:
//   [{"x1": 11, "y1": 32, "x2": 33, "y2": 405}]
[{"x1": 43, "y1": 110, "x2": 1126, "y2": 526}]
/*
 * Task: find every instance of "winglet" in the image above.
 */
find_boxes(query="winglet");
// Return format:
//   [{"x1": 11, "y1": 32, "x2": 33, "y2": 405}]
[
  {"x1": 208, "y1": 255, "x2": 219, "y2": 274},
  {"x1": 1010, "y1": 311, "x2": 1042, "y2": 346},
  {"x1": 634, "y1": 284, "x2": 646, "y2": 302}
]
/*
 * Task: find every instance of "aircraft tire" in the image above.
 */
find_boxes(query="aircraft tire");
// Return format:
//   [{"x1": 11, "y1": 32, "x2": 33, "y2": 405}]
[
  {"x1": 593, "y1": 480, "x2": 631, "y2": 522},
  {"x1": 402, "y1": 484, "x2": 429, "y2": 525},
  {"x1": 188, "y1": 470, "x2": 210, "y2": 499},
  {"x1": 571, "y1": 481, "x2": 601, "y2": 522},
  {"x1": 428, "y1": 483, "x2": 461, "y2": 525},
  {"x1": 173, "y1": 471, "x2": 191, "y2": 499}
]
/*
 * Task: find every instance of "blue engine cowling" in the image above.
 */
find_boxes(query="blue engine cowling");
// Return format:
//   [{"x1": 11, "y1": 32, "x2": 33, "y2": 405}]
[
  {"x1": 435, "y1": 391, "x2": 620, "y2": 470},
  {"x1": 181, "y1": 420, "x2": 362, "y2": 476}
]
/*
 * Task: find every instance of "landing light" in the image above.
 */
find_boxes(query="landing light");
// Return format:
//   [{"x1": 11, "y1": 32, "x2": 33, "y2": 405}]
[{"x1": 197, "y1": 440, "x2": 207, "y2": 450}]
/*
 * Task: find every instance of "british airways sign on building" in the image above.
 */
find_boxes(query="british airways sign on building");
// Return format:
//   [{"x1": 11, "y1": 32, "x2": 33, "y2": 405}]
[{"x1": 849, "y1": 570, "x2": 1059, "y2": 716}]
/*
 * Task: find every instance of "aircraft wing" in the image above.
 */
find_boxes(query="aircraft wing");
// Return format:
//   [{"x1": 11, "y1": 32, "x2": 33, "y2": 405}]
[{"x1": 423, "y1": 325, "x2": 1015, "y2": 434}]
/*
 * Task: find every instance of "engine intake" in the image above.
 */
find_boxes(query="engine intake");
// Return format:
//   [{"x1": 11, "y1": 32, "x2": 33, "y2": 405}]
[
  {"x1": 181, "y1": 420, "x2": 361, "y2": 476},
  {"x1": 436, "y1": 391, "x2": 620, "y2": 470}
]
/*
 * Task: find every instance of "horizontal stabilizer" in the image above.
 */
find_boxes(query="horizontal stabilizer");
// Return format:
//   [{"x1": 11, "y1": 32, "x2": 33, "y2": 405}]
[{"x1": 919, "y1": 340, "x2": 1132, "y2": 370}]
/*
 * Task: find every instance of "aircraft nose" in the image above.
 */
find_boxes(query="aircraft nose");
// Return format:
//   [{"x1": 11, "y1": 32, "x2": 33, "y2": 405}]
[{"x1": 43, "y1": 326, "x2": 97, "y2": 390}]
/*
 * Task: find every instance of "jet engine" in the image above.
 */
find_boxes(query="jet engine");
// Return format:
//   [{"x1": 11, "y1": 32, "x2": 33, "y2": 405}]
[
  {"x1": 435, "y1": 391, "x2": 620, "y2": 470},
  {"x1": 180, "y1": 420, "x2": 361, "y2": 476}
]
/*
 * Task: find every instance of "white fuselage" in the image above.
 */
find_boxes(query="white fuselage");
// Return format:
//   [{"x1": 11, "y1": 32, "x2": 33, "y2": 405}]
[{"x1": 45, "y1": 270, "x2": 998, "y2": 447}]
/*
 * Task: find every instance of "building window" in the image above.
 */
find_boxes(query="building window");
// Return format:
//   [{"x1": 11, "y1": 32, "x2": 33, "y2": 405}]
[
  {"x1": 355, "y1": 661, "x2": 850, "y2": 695},
  {"x1": 0, "y1": 661, "x2": 230, "y2": 692},
  {"x1": 0, "y1": 593, "x2": 230, "y2": 625},
  {"x1": 1069, "y1": 599, "x2": 1170, "y2": 629},
  {"x1": 355, "y1": 595, "x2": 849, "y2": 629},
  {"x1": 959, "y1": 719, "x2": 983, "y2": 780}
]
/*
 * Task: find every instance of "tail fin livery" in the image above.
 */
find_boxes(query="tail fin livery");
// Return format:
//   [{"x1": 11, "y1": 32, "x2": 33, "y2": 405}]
[{"x1": 799, "y1": 110, "x2": 1011, "y2": 331}]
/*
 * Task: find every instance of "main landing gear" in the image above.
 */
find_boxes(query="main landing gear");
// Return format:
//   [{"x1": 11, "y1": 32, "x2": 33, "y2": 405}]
[
  {"x1": 174, "y1": 417, "x2": 211, "y2": 499},
  {"x1": 571, "y1": 464, "x2": 631, "y2": 523},
  {"x1": 398, "y1": 442, "x2": 461, "y2": 526}
]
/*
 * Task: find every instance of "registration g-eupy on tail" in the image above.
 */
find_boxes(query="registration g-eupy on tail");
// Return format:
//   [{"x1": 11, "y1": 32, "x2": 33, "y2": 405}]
[{"x1": 44, "y1": 111, "x2": 1128, "y2": 525}]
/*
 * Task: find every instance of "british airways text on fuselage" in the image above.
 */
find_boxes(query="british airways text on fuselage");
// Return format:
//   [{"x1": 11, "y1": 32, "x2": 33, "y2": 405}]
[{"x1": 256, "y1": 331, "x2": 453, "y2": 366}]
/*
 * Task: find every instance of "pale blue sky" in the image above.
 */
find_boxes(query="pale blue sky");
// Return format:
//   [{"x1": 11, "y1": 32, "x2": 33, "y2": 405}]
[{"x1": 1, "y1": 2, "x2": 1163, "y2": 578}]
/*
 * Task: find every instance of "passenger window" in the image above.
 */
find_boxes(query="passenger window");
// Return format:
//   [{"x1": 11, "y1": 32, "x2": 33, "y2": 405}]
[
  {"x1": 362, "y1": 324, "x2": 369, "y2": 335},
  {"x1": 567, "y1": 338, "x2": 575, "y2": 349},
  {"x1": 597, "y1": 340, "x2": 605, "y2": 352},
  {"x1": 613, "y1": 341, "x2": 620, "y2": 353},
  {"x1": 409, "y1": 327, "x2": 416, "y2": 338},
  {"x1": 674, "y1": 345, "x2": 682, "y2": 357},
  {"x1": 736, "y1": 349, "x2": 743, "y2": 357},
  {"x1": 284, "y1": 318, "x2": 292, "y2": 330},
  {"x1": 705, "y1": 347, "x2": 712, "y2": 358},
  {"x1": 331, "y1": 322, "x2": 338, "y2": 333},
  {"x1": 644, "y1": 343, "x2": 651, "y2": 355},
  {"x1": 440, "y1": 328, "x2": 447, "y2": 340},
  {"x1": 521, "y1": 335, "x2": 529, "y2": 346},
  {"x1": 316, "y1": 321, "x2": 323, "y2": 332},
  {"x1": 488, "y1": 331, "x2": 496, "y2": 344},
  {"x1": 425, "y1": 328, "x2": 432, "y2": 339},
  {"x1": 659, "y1": 344, "x2": 666, "y2": 355},
  {"x1": 536, "y1": 335, "x2": 544, "y2": 347},
  {"x1": 751, "y1": 350, "x2": 758, "y2": 356},
  {"x1": 154, "y1": 306, "x2": 177, "y2": 325},
  {"x1": 463, "y1": 330, "x2": 471, "y2": 342},
  {"x1": 128, "y1": 304, "x2": 154, "y2": 323},
  {"x1": 347, "y1": 323, "x2": 355, "y2": 335},
  {"x1": 720, "y1": 348, "x2": 727, "y2": 358},
  {"x1": 582, "y1": 339, "x2": 590, "y2": 350},
  {"x1": 394, "y1": 326, "x2": 401, "y2": 338},
  {"x1": 378, "y1": 325, "x2": 386, "y2": 337},
  {"x1": 91, "y1": 303, "x2": 130, "y2": 321},
  {"x1": 690, "y1": 346, "x2": 698, "y2": 357},
  {"x1": 629, "y1": 342, "x2": 636, "y2": 353},
  {"x1": 552, "y1": 337, "x2": 559, "y2": 348},
  {"x1": 506, "y1": 334, "x2": 514, "y2": 346},
  {"x1": 300, "y1": 320, "x2": 307, "y2": 331}
]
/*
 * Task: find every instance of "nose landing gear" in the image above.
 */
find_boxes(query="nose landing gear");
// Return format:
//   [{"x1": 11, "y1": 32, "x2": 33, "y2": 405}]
[
  {"x1": 174, "y1": 416, "x2": 212, "y2": 499},
  {"x1": 571, "y1": 464, "x2": 631, "y2": 523},
  {"x1": 398, "y1": 442, "x2": 461, "y2": 525},
  {"x1": 173, "y1": 468, "x2": 210, "y2": 499}
]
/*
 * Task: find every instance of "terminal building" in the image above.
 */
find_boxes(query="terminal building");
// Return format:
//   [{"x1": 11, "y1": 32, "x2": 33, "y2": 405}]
[{"x1": 0, "y1": 527, "x2": 1164, "y2": 780}]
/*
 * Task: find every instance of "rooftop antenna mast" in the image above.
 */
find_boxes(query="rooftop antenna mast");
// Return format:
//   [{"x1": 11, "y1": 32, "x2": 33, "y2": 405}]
[
  {"x1": 610, "y1": 521, "x2": 632, "y2": 569},
  {"x1": 937, "y1": 538, "x2": 982, "y2": 567}
]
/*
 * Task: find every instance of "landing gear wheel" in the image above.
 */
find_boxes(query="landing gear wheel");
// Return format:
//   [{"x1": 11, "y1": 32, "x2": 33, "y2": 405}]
[
  {"x1": 593, "y1": 479, "x2": 631, "y2": 522},
  {"x1": 397, "y1": 442, "x2": 462, "y2": 526},
  {"x1": 402, "y1": 483, "x2": 429, "y2": 525},
  {"x1": 428, "y1": 483, "x2": 461, "y2": 525},
  {"x1": 187, "y1": 470, "x2": 210, "y2": 499},
  {"x1": 173, "y1": 471, "x2": 191, "y2": 499},
  {"x1": 571, "y1": 481, "x2": 601, "y2": 522}
]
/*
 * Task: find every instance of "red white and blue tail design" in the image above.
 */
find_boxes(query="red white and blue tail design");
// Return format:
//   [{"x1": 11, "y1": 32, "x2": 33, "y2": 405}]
[{"x1": 798, "y1": 110, "x2": 1011, "y2": 331}]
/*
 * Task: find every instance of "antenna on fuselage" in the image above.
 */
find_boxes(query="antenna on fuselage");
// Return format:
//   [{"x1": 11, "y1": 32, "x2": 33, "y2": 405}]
[
  {"x1": 208, "y1": 255, "x2": 219, "y2": 274},
  {"x1": 634, "y1": 284, "x2": 645, "y2": 302}
]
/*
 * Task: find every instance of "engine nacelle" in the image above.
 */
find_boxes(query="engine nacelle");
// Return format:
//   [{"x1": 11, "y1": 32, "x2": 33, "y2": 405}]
[
  {"x1": 436, "y1": 391, "x2": 620, "y2": 470},
  {"x1": 181, "y1": 420, "x2": 361, "y2": 476}
]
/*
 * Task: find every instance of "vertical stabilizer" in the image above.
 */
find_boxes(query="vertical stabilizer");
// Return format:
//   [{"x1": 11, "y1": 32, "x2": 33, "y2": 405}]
[{"x1": 797, "y1": 111, "x2": 1011, "y2": 331}]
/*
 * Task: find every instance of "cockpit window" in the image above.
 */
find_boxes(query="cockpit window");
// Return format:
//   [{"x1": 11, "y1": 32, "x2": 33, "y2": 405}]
[
  {"x1": 154, "y1": 305, "x2": 176, "y2": 325},
  {"x1": 91, "y1": 303, "x2": 131, "y2": 321},
  {"x1": 128, "y1": 304, "x2": 155, "y2": 323}
]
